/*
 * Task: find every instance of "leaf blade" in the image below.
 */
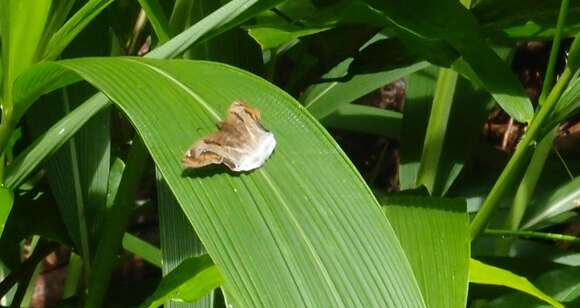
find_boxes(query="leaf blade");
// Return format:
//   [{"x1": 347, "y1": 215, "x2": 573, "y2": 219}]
[
  {"x1": 382, "y1": 195, "x2": 470, "y2": 308},
  {"x1": 469, "y1": 259, "x2": 563, "y2": 308},
  {"x1": 139, "y1": 255, "x2": 223, "y2": 308}
]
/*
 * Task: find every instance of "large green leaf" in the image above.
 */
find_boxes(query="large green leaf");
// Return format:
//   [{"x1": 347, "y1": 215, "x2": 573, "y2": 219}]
[
  {"x1": 7, "y1": 0, "x2": 281, "y2": 189},
  {"x1": 159, "y1": 2, "x2": 264, "y2": 307},
  {"x1": 15, "y1": 57, "x2": 425, "y2": 307},
  {"x1": 382, "y1": 195, "x2": 470, "y2": 308}
]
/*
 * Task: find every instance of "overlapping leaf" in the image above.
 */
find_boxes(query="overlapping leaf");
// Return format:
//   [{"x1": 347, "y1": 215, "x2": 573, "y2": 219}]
[{"x1": 382, "y1": 196, "x2": 470, "y2": 308}]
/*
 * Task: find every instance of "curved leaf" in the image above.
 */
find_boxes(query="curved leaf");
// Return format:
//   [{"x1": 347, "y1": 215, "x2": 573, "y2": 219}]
[
  {"x1": 469, "y1": 259, "x2": 563, "y2": 308},
  {"x1": 486, "y1": 265, "x2": 580, "y2": 307},
  {"x1": 16, "y1": 57, "x2": 425, "y2": 307},
  {"x1": 248, "y1": 26, "x2": 329, "y2": 50}
]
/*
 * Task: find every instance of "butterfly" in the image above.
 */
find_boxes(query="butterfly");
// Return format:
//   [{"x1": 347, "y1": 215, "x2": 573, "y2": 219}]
[{"x1": 182, "y1": 101, "x2": 276, "y2": 172}]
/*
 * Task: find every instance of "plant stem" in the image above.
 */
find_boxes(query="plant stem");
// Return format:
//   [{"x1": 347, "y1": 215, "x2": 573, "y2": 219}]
[
  {"x1": 495, "y1": 129, "x2": 556, "y2": 254},
  {"x1": 128, "y1": 9, "x2": 149, "y2": 55},
  {"x1": 266, "y1": 49, "x2": 278, "y2": 83},
  {"x1": 0, "y1": 75, "x2": 15, "y2": 184},
  {"x1": 506, "y1": 129, "x2": 556, "y2": 231},
  {"x1": 470, "y1": 67, "x2": 573, "y2": 239},
  {"x1": 539, "y1": 0, "x2": 569, "y2": 104},
  {"x1": 500, "y1": 1, "x2": 570, "y2": 238},
  {"x1": 84, "y1": 136, "x2": 149, "y2": 308},
  {"x1": 62, "y1": 252, "x2": 83, "y2": 299},
  {"x1": 486, "y1": 228, "x2": 580, "y2": 244}
]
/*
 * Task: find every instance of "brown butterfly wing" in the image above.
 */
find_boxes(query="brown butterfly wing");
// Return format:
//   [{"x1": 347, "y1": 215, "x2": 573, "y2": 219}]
[{"x1": 182, "y1": 101, "x2": 273, "y2": 171}]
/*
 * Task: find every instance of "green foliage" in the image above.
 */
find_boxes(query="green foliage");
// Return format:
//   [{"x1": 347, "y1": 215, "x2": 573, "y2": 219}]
[
  {"x1": 140, "y1": 255, "x2": 223, "y2": 308},
  {"x1": 0, "y1": 0, "x2": 579, "y2": 307}
]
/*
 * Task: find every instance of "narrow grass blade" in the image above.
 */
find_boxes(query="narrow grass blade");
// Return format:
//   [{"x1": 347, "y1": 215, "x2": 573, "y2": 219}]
[
  {"x1": 25, "y1": 88, "x2": 101, "y2": 272},
  {"x1": 0, "y1": 187, "x2": 13, "y2": 238},
  {"x1": 123, "y1": 233, "x2": 162, "y2": 268},
  {"x1": 416, "y1": 72, "x2": 492, "y2": 196},
  {"x1": 85, "y1": 137, "x2": 149, "y2": 308},
  {"x1": 5, "y1": 93, "x2": 109, "y2": 190},
  {"x1": 302, "y1": 60, "x2": 428, "y2": 120},
  {"x1": 150, "y1": 0, "x2": 283, "y2": 59},
  {"x1": 138, "y1": 0, "x2": 171, "y2": 43},
  {"x1": 42, "y1": 0, "x2": 114, "y2": 61},
  {"x1": 399, "y1": 67, "x2": 437, "y2": 190},
  {"x1": 321, "y1": 104, "x2": 402, "y2": 138},
  {"x1": 417, "y1": 68, "x2": 458, "y2": 195}
]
